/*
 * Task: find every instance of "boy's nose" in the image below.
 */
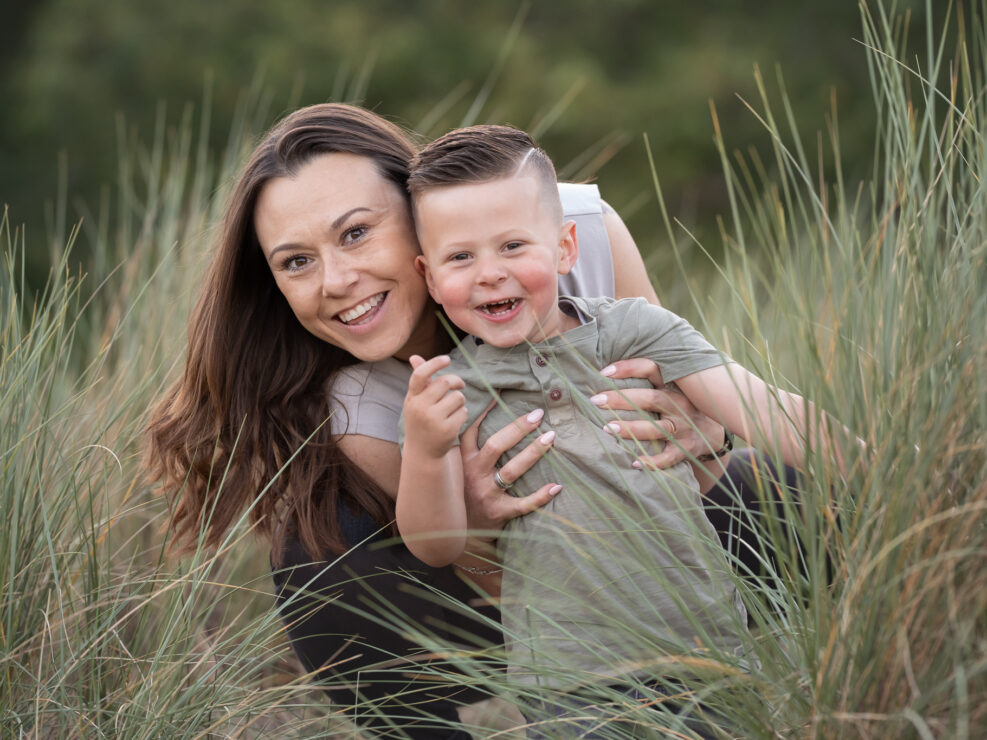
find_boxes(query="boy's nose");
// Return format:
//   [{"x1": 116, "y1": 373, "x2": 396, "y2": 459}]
[{"x1": 475, "y1": 256, "x2": 507, "y2": 285}]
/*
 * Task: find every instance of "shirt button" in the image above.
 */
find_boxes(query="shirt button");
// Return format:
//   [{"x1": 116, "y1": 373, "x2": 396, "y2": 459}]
[
  {"x1": 549, "y1": 388, "x2": 562, "y2": 401},
  {"x1": 535, "y1": 356, "x2": 547, "y2": 367}
]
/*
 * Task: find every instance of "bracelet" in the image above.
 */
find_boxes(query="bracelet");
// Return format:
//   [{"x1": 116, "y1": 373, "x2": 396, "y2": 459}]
[
  {"x1": 452, "y1": 562, "x2": 503, "y2": 576},
  {"x1": 696, "y1": 430, "x2": 734, "y2": 462}
]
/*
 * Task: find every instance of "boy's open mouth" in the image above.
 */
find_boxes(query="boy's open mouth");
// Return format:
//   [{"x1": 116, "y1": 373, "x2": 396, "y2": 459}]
[{"x1": 478, "y1": 298, "x2": 521, "y2": 316}]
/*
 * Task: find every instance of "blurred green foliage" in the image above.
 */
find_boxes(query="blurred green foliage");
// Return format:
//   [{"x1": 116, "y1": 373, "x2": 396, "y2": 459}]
[{"x1": 1, "y1": 0, "x2": 935, "y2": 282}]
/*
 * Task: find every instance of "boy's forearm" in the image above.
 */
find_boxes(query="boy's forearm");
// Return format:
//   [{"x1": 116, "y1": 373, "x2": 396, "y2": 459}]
[
  {"x1": 396, "y1": 447, "x2": 468, "y2": 566},
  {"x1": 773, "y1": 393, "x2": 864, "y2": 476},
  {"x1": 680, "y1": 364, "x2": 863, "y2": 476},
  {"x1": 737, "y1": 383, "x2": 863, "y2": 476}
]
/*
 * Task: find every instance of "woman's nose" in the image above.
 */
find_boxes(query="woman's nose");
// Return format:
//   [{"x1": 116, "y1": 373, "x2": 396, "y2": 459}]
[{"x1": 320, "y1": 254, "x2": 360, "y2": 297}]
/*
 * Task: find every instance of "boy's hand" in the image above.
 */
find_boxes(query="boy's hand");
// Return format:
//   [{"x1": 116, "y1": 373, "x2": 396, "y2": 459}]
[{"x1": 404, "y1": 355, "x2": 468, "y2": 459}]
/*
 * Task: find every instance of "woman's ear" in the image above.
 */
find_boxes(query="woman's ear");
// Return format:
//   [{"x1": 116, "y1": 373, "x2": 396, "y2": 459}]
[
  {"x1": 557, "y1": 220, "x2": 579, "y2": 276},
  {"x1": 415, "y1": 255, "x2": 442, "y2": 303}
]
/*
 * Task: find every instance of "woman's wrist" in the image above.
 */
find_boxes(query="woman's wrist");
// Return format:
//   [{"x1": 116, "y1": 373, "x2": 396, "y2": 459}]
[{"x1": 696, "y1": 429, "x2": 734, "y2": 462}]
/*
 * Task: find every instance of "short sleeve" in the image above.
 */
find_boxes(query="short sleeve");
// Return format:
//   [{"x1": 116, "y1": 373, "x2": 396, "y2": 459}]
[
  {"x1": 328, "y1": 358, "x2": 410, "y2": 443},
  {"x1": 588, "y1": 296, "x2": 729, "y2": 383}
]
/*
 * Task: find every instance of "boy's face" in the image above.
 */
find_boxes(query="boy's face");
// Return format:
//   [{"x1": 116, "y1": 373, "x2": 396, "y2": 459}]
[{"x1": 413, "y1": 174, "x2": 578, "y2": 348}]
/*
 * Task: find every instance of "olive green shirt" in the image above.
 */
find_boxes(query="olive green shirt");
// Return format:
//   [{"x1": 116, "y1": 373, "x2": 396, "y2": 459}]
[{"x1": 432, "y1": 296, "x2": 747, "y2": 688}]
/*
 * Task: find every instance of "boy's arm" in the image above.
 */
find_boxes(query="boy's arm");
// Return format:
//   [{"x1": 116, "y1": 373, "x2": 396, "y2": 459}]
[
  {"x1": 396, "y1": 355, "x2": 469, "y2": 567},
  {"x1": 675, "y1": 363, "x2": 862, "y2": 475}
]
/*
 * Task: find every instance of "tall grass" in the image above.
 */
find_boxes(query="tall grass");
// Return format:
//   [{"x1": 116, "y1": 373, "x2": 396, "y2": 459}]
[
  {"x1": 1, "y1": 0, "x2": 984, "y2": 737},
  {"x1": 1, "y1": 94, "x2": 340, "y2": 737}
]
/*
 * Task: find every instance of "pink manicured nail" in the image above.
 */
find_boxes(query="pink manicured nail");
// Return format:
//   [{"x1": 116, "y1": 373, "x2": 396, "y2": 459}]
[
  {"x1": 538, "y1": 430, "x2": 556, "y2": 445},
  {"x1": 589, "y1": 394, "x2": 607, "y2": 407},
  {"x1": 600, "y1": 365, "x2": 617, "y2": 377},
  {"x1": 632, "y1": 460, "x2": 643, "y2": 469},
  {"x1": 548, "y1": 484, "x2": 563, "y2": 496},
  {"x1": 526, "y1": 408, "x2": 545, "y2": 424},
  {"x1": 603, "y1": 423, "x2": 620, "y2": 435}
]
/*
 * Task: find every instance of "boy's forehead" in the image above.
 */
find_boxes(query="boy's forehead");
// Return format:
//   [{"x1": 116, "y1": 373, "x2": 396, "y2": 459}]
[{"x1": 414, "y1": 174, "x2": 561, "y2": 224}]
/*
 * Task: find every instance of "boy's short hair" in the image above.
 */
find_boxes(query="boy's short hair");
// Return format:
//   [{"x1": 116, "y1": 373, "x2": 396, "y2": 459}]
[{"x1": 408, "y1": 124, "x2": 562, "y2": 222}]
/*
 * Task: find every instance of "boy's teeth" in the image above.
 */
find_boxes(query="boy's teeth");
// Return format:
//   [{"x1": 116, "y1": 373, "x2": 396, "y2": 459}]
[
  {"x1": 481, "y1": 298, "x2": 520, "y2": 315},
  {"x1": 339, "y1": 293, "x2": 385, "y2": 324}
]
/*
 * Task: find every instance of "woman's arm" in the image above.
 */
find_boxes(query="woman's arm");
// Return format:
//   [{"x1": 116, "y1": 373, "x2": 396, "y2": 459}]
[{"x1": 602, "y1": 204, "x2": 660, "y2": 305}]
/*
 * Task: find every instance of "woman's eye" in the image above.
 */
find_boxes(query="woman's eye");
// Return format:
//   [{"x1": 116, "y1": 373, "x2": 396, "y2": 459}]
[
  {"x1": 282, "y1": 255, "x2": 310, "y2": 272},
  {"x1": 342, "y1": 225, "x2": 368, "y2": 244}
]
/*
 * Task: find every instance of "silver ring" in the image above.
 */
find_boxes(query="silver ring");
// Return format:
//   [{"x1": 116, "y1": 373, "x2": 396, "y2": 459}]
[{"x1": 493, "y1": 470, "x2": 514, "y2": 490}]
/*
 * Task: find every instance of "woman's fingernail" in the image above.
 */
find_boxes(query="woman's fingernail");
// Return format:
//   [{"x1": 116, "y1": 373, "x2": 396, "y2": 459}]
[
  {"x1": 603, "y1": 423, "x2": 620, "y2": 435},
  {"x1": 527, "y1": 408, "x2": 545, "y2": 424},
  {"x1": 549, "y1": 484, "x2": 563, "y2": 496},
  {"x1": 589, "y1": 394, "x2": 607, "y2": 407},
  {"x1": 600, "y1": 364, "x2": 617, "y2": 377},
  {"x1": 632, "y1": 460, "x2": 643, "y2": 469},
  {"x1": 538, "y1": 430, "x2": 556, "y2": 445}
]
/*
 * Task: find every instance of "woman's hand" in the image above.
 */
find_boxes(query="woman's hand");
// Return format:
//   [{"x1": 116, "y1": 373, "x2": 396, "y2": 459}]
[
  {"x1": 459, "y1": 404, "x2": 560, "y2": 538},
  {"x1": 590, "y1": 358, "x2": 729, "y2": 472}
]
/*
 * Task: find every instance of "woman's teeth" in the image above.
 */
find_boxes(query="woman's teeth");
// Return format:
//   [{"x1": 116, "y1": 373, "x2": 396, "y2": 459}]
[
  {"x1": 338, "y1": 292, "x2": 385, "y2": 324},
  {"x1": 480, "y1": 298, "x2": 520, "y2": 315}
]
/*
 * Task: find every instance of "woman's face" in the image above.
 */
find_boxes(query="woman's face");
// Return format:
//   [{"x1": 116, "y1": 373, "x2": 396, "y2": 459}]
[{"x1": 254, "y1": 153, "x2": 440, "y2": 362}]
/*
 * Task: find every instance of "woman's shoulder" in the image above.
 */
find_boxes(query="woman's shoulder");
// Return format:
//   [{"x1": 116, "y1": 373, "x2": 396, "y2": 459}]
[{"x1": 558, "y1": 182, "x2": 602, "y2": 217}]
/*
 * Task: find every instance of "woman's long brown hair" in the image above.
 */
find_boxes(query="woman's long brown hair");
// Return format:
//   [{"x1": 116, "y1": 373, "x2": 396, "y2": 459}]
[{"x1": 145, "y1": 104, "x2": 418, "y2": 563}]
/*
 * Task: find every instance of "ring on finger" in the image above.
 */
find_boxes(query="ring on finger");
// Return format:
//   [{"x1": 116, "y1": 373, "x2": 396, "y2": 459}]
[
  {"x1": 665, "y1": 418, "x2": 677, "y2": 436},
  {"x1": 493, "y1": 470, "x2": 514, "y2": 490}
]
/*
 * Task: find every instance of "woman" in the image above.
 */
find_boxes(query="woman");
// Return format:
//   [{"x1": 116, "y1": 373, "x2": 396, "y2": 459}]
[{"x1": 147, "y1": 103, "x2": 795, "y2": 738}]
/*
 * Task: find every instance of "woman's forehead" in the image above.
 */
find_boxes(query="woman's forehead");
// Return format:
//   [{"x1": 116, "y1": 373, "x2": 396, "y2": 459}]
[{"x1": 254, "y1": 153, "x2": 406, "y2": 243}]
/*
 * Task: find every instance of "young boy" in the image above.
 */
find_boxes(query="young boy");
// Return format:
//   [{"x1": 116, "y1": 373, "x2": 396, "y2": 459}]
[{"x1": 397, "y1": 125, "x2": 855, "y2": 724}]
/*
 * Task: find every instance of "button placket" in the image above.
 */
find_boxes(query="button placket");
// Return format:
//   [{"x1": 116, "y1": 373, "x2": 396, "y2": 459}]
[{"x1": 531, "y1": 349, "x2": 571, "y2": 425}]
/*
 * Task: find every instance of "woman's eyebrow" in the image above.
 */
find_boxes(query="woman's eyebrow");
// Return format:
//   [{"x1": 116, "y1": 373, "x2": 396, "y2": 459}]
[
  {"x1": 331, "y1": 206, "x2": 372, "y2": 230},
  {"x1": 266, "y1": 207, "x2": 373, "y2": 261}
]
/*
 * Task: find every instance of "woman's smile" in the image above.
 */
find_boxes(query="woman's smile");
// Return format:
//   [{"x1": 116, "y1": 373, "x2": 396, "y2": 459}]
[{"x1": 336, "y1": 291, "x2": 387, "y2": 325}]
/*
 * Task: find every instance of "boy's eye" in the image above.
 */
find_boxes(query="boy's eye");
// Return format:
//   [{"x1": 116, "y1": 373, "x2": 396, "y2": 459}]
[
  {"x1": 504, "y1": 241, "x2": 523, "y2": 251},
  {"x1": 449, "y1": 252, "x2": 471, "y2": 262}
]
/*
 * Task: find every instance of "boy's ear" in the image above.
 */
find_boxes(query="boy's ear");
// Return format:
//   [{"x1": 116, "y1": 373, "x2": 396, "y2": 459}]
[
  {"x1": 556, "y1": 220, "x2": 579, "y2": 276},
  {"x1": 415, "y1": 255, "x2": 442, "y2": 303}
]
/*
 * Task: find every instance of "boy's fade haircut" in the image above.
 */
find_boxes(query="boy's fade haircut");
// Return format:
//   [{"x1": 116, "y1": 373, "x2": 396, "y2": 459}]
[{"x1": 408, "y1": 124, "x2": 563, "y2": 223}]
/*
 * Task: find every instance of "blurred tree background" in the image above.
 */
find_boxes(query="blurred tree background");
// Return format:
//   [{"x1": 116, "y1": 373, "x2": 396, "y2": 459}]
[{"x1": 1, "y1": 0, "x2": 936, "y2": 284}]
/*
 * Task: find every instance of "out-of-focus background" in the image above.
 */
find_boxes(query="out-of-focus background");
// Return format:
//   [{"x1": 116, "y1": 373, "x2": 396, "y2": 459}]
[{"x1": 1, "y1": 0, "x2": 935, "y2": 281}]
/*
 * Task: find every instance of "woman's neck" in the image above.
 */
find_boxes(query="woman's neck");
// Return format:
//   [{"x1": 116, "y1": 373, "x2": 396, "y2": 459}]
[{"x1": 393, "y1": 303, "x2": 452, "y2": 361}]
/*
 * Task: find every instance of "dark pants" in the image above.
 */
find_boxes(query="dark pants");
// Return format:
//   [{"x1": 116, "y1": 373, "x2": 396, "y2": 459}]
[{"x1": 272, "y1": 450, "x2": 799, "y2": 739}]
